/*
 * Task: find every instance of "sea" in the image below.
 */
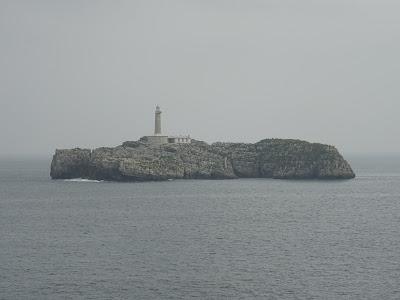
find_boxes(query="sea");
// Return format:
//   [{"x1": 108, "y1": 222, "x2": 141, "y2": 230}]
[{"x1": 0, "y1": 155, "x2": 399, "y2": 299}]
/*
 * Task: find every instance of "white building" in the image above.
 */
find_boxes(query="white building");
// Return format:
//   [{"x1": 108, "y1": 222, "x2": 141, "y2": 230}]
[
  {"x1": 142, "y1": 106, "x2": 191, "y2": 145},
  {"x1": 168, "y1": 135, "x2": 191, "y2": 144}
]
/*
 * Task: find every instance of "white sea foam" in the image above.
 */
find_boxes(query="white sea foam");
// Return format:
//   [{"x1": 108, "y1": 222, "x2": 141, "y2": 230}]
[{"x1": 63, "y1": 178, "x2": 103, "y2": 183}]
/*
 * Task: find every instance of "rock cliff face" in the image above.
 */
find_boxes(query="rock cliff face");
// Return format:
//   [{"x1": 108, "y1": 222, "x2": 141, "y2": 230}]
[{"x1": 50, "y1": 139, "x2": 355, "y2": 181}]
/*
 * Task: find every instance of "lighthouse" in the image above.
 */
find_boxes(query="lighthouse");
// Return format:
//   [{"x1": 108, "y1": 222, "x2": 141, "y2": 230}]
[
  {"x1": 140, "y1": 105, "x2": 191, "y2": 145},
  {"x1": 154, "y1": 105, "x2": 162, "y2": 135}
]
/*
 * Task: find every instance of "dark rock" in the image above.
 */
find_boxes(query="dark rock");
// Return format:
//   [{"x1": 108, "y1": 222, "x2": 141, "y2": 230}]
[
  {"x1": 50, "y1": 139, "x2": 355, "y2": 181},
  {"x1": 50, "y1": 148, "x2": 91, "y2": 179}
]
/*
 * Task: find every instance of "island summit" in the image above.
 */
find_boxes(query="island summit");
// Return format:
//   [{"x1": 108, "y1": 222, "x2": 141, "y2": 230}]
[{"x1": 50, "y1": 106, "x2": 355, "y2": 181}]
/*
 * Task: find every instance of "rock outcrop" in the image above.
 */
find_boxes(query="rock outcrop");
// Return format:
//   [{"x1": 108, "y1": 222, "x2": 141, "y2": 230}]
[{"x1": 50, "y1": 139, "x2": 355, "y2": 181}]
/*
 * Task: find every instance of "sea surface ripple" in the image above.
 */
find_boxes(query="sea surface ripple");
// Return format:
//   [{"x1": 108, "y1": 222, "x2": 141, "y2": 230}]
[{"x1": 0, "y1": 156, "x2": 399, "y2": 299}]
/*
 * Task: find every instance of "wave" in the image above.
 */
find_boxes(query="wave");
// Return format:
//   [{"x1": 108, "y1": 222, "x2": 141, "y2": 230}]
[{"x1": 63, "y1": 178, "x2": 103, "y2": 183}]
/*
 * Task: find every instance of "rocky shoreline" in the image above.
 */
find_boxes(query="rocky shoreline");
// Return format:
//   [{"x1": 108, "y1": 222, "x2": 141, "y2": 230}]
[{"x1": 50, "y1": 138, "x2": 355, "y2": 181}]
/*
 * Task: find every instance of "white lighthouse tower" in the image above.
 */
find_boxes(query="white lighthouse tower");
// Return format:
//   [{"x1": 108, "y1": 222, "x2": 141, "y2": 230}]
[
  {"x1": 141, "y1": 105, "x2": 191, "y2": 145},
  {"x1": 154, "y1": 105, "x2": 162, "y2": 135}
]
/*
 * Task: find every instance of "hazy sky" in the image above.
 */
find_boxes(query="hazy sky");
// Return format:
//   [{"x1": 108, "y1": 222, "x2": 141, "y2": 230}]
[{"x1": 1, "y1": 0, "x2": 399, "y2": 155}]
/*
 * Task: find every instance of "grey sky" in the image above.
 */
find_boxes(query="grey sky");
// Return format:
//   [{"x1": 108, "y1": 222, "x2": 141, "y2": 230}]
[{"x1": 1, "y1": 0, "x2": 399, "y2": 155}]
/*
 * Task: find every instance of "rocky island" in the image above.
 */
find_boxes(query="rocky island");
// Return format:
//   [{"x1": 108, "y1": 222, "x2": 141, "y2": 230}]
[
  {"x1": 50, "y1": 138, "x2": 355, "y2": 181},
  {"x1": 50, "y1": 107, "x2": 355, "y2": 181}
]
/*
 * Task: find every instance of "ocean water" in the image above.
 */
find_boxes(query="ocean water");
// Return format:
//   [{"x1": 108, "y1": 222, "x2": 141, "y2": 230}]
[{"x1": 0, "y1": 155, "x2": 399, "y2": 299}]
